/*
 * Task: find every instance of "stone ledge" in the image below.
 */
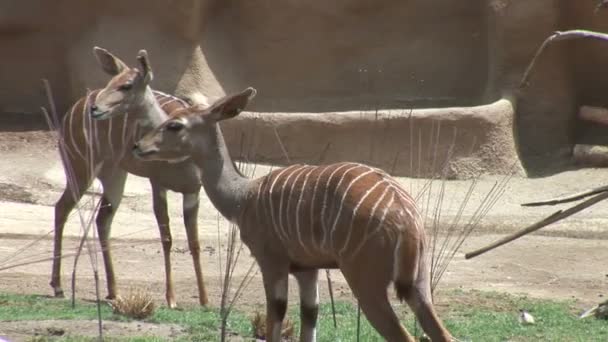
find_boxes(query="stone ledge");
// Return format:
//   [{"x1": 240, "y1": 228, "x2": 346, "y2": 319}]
[{"x1": 222, "y1": 98, "x2": 524, "y2": 178}]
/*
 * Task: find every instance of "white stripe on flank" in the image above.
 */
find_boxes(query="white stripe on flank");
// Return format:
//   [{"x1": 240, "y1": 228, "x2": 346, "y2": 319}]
[
  {"x1": 367, "y1": 192, "x2": 395, "y2": 240},
  {"x1": 320, "y1": 163, "x2": 354, "y2": 236},
  {"x1": 293, "y1": 168, "x2": 315, "y2": 255},
  {"x1": 388, "y1": 185, "x2": 422, "y2": 235},
  {"x1": 338, "y1": 179, "x2": 385, "y2": 256},
  {"x1": 308, "y1": 165, "x2": 331, "y2": 253},
  {"x1": 278, "y1": 165, "x2": 307, "y2": 242},
  {"x1": 392, "y1": 234, "x2": 403, "y2": 281},
  {"x1": 285, "y1": 166, "x2": 309, "y2": 236},
  {"x1": 321, "y1": 164, "x2": 362, "y2": 249},
  {"x1": 268, "y1": 165, "x2": 300, "y2": 244},
  {"x1": 349, "y1": 184, "x2": 392, "y2": 258},
  {"x1": 68, "y1": 104, "x2": 86, "y2": 162},
  {"x1": 327, "y1": 169, "x2": 374, "y2": 249}
]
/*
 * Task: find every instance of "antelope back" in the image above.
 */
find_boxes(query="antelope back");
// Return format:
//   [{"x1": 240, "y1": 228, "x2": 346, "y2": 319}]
[{"x1": 247, "y1": 162, "x2": 423, "y2": 260}]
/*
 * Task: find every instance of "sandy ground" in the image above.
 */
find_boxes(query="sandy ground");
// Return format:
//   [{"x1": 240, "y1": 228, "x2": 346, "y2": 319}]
[{"x1": 0, "y1": 130, "x2": 607, "y2": 339}]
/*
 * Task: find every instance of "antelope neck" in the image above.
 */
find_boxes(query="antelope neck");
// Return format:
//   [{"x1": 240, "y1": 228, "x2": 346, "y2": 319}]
[
  {"x1": 192, "y1": 122, "x2": 251, "y2": 222},
  {"x1": 136, "y1": 87, "x2": 167, "y2": 128}
]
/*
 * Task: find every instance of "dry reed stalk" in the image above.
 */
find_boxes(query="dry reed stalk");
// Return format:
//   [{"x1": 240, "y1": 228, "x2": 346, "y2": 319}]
[{"x1": 41, "y1": 79, "x2": 104, "y2": 340}]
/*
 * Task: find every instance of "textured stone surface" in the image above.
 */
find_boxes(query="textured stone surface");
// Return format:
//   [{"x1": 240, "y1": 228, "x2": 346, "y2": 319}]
[{"x1": 1, "y1": 1, "x2": 607, "y2": 176}]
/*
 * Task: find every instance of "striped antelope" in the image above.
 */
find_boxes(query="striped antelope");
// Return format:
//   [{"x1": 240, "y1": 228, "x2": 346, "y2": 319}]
[
  {"x1": 51, "y1": 47, "x2": 209, "y2": 308},
  {"x1": 132, "y1": 88, "x2": 453, "y2": 341}
]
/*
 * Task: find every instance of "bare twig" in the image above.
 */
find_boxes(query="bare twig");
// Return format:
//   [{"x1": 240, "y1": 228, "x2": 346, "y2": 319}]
[
  {"x1": 273, "y1": 127, "x2": 291, "y2": 164},
  {"x1": 465, "y1": 189, "x2": 608, "y2": 259},
  {"x1": 521, "y1": 185, "x2": 608, "y2": 206},
  {"x1": 325, "y1": 269, "x2": 337, "y2": 328},
  {"x1": 519, "y1": 30, "x2": 608, "y2": 89},
  {"x1": 42, "y1": 79, "x2": 103, "y2": 340}
]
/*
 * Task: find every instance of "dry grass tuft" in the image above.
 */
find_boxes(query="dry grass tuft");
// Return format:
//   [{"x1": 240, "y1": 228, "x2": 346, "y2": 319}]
[
  {"x1": 109, "y1": 287, "x2": 155, "y2": 319},
  {"x1": 251, "y1": 311, "x2": 295, "y2": 341}
]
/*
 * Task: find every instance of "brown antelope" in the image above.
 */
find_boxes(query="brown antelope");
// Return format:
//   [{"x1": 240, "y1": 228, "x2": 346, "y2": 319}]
[
  {"x1": 132, "y1": 88, "x2": 453, "y2": 341},
  {"x1": 51, "y1": 47, "x2": 209, "y2": 308}
]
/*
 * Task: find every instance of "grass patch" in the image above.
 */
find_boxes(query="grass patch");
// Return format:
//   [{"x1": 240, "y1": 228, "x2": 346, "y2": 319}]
[{"x1": 0, "y1": 291, "x2": 607, "y2": 341}]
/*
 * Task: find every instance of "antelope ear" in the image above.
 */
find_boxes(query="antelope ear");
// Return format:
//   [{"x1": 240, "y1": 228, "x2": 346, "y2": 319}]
[
  {"x1": 93, "y1": 46, "x2": 128, "y2": 76},
  {"x1": 137, "y1": 49, "x2": 154, "y2": 84},
  {"x1": 205, "y1": 87, "x2": 257, "y2": 122}
]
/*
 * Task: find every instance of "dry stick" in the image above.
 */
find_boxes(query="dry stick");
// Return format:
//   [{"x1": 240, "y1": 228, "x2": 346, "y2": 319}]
[
  {"x1": 42, "y1": 80, "x2": 103, "y2": 340},
  {"x1": 273, "y1": 127, "x2": 291, "y2": 164},
  {"x1": 325, "y1": 269, "x2": 338, "y2": 329},
  {"x1": 465, "y1": 189, "x2": 608, "y2": 259},
  {"x1": 0, "y1": 232, "x2": 165, "y2": 272},
  {"x1": 519, "y1": 30, "x2": 608, "y2": 90},
  {"x1": 356, "y1": 302, "x2": 362, "y2": 342},
  {"x1": 521, "y1": 184, "x2": 608, "y2": 206}
]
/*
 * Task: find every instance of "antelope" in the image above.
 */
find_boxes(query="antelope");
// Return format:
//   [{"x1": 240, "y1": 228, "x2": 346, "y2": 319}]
[
  {"x1": 132, "y1": 88, "x2": 453, "y2": 341},
  {"x1": 51, "y1": 47, "x2": 209, "y2": 308}
]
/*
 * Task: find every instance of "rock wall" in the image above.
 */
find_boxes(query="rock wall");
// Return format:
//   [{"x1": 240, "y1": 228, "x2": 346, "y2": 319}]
[{"x1": 1, "y1": 0, "x2": 605, "y2": 177}]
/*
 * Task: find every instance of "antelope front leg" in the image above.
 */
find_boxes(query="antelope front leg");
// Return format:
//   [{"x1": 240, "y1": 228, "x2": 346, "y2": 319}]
[
  {"x1": 97, "y1": 170, "x2": 128, "y2": 300},
  {"x1": 182, "y1": 191, "x2": 208, "y2": 306},
  {"x1": 260, "y1": 262, "x2": 290, "y2": 342},
  {"x1": 150, "y1": 182, "x2": 176, "y2": 308},
  {"x1": 294, "y1": 270, "x2": 319, "y2": 342}
]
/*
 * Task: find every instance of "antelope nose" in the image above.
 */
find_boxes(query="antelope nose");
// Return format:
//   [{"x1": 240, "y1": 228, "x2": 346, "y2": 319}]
[
  {"x1": 132, "y1": 142, "x2": 139, "y2": 151},
  {"x1": 90, "y1": 104, "x2": 98, "y2": 112}
]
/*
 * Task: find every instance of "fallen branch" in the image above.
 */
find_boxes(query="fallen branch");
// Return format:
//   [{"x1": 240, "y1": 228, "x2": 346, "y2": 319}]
[
  {"x1": 521, "y1": 184, "x2": 608, "y2": 206},
  {"x1": 465, "y1": 190, "x2": 608, "y2": 259},
  {"x1": 519, "y1": 30, "x2": 608, "y2": 89}
]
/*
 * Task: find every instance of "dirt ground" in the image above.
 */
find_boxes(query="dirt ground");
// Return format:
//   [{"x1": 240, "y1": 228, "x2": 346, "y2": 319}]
[{"x1": 0, "y1": 130, "x2": 607, "y2": 340}]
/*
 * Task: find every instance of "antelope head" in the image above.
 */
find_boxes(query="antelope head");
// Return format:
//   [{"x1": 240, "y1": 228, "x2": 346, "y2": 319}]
[
  {"x1": 90, "y1": 47, "x2": 154, "y2": 120},
  {"x1": 133, "y1": 87, "x2": 256, "y2": 162}
]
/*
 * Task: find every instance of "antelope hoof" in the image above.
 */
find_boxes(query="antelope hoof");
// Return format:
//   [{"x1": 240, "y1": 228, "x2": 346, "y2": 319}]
[
  {"x1": 166, "y1": 295, "x2": 177, "y2": 309},
  {"x1": 199, "y1": 295, "x2": 209, "y2": 307},
  {"x1": 53, "y1": 288, "x2": 65, "y2": 298}
]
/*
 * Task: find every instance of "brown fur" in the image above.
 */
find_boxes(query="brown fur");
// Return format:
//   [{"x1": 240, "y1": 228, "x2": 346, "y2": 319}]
[{"x1": 133, "y1": 88, "x2": 453, "y2": 341}]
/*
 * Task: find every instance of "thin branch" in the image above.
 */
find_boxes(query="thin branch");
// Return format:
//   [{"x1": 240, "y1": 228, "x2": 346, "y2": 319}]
[
  {"x1": 273, "y1": 127, "x2": 291, "y2": 164},
  {"x1": 520, "y1": 30, "x2": 608, "y2": 89},
  {"x1": 521, "y1": 185, "x2": 608, "y2": 206},
  {"x1": 465, "y1": 189, "x2": 608, "y2": 259}
]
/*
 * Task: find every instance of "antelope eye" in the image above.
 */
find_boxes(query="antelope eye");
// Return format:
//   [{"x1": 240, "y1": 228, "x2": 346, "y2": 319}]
[
  {"x1": 166, "y1": 121, "x2": 184, "y2": 131},
  {"x1": 118, "y1": 82, "x2": 133, "y2": 91}
]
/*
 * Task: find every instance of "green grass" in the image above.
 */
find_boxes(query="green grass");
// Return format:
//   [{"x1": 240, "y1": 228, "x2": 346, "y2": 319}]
[{"x1": 0, "y1": 291, "x2": 606, "y2": 341}]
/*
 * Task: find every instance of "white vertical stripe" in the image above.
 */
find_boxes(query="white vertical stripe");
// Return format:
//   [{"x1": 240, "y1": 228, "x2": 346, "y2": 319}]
[
  {"x1": 284, "y1": 166, "x2": 309, "y2": 236},
  {"x1": 295, "y1": 168, "x2": 315, "y2": 256},
  {"x1": 319, "y1": 163, "x2": 353, "y2": 244},
  {"x1": 278, "y1": 165, "x2": 307, "y2": 242},
  {"x1": 68, "y1": 104, "x2": 85, "y2": 162},
  {"x1": 367, "y1": 193, "x2": 395, "y2": 242},
  {"x1": 338, "y1": 179, "x2": 385, "y2": 257},
  {"x1": 328, "y1": 169, "x2": 374, "y2": 249},
  {"x1": 321, "y1": 164, "x2": 362, "y2": 250},
  {"x1": 268, "y1": 165, "x2": 300, "y2": 244},
  {"x1": 308, "y1": 165, "x2": 331, "y2": 253},
  {"x1": 349, "y1": 185, "x2": 392, "y2": 258},
  {"x1": 392, "y1": 234, "x2": 403, "y2": 281}
]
